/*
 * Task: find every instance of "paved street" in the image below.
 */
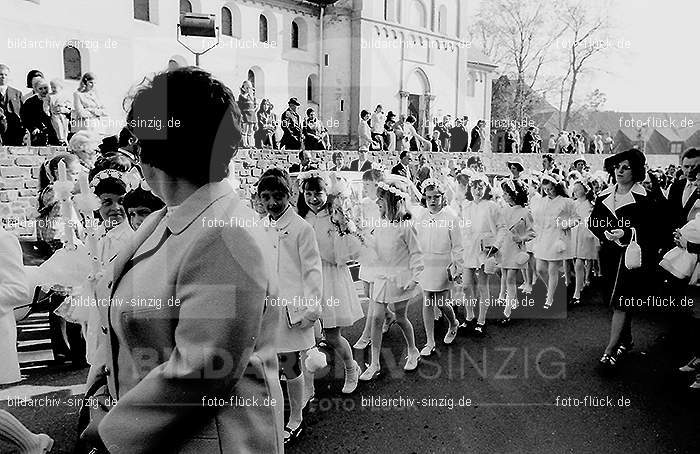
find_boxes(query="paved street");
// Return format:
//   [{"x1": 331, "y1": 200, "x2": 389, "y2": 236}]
[{"x1": 2, "y1": 282, "x2": 699, "y2": 453}]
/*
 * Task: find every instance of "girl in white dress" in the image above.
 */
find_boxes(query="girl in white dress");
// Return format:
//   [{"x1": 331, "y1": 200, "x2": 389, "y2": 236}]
[
  {"x1": 521, "y1": 173, "x2": 543, "y2": 294},
  {"x1": 258, "y1": 169, "x2": 323, "y2": 444},
  {"x1": 533, "y1": 173, "x2": 578, "y2": 309},
  {"x1": 497, "y1": 180, "x2": 536, "y2": 323},
  {"x1": 569, "y1": 179, "x2": 597, "y2": 305},
  {"x1": 359, "y1": 179, "x2": 424, "y2": 381},
  {"x1": 460, "y1": 174, "x2": 501, "y2": 334},
  {"x1": 353, "y1": 168, "x2": 396, "y2": 348},
  {"x1": 415, "y1": 178, "x2": 463, "y2": 356},
  {"x1": 298, "y1": 171, "x2": 363, "y2": 393}
]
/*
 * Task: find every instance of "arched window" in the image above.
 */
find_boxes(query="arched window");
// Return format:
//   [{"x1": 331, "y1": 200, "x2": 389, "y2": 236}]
[
  {"x1": 63, "y1": 46, "x2": 81, "y2": 80},
  {"x1": 133, "y1": 0, "x2": 150, "y2": 21},
  {"x1": 221, "y1": 7, "x2": 233, "y2": 36},
  {"x1": 259, "y1": 14, "x2": 269, "y2": 42},
  {"x1": 407, "y1": 0, "x2": 427, "y2": 28},
  {"x1": 307, "y1": 74, "x2": 319, "y2": 103},
  {"x1": 438, "y1": 5, "x2": 448, "y2": 34},
  {"x1": 180, "y1": 0, "x2": 191, "y2": 14},
  {"x1": 292, "y1": 21, "x2": 300, "y2": 48},
  {"x1": 248, "y1": 69, "x2": 255, "y2": 88}
]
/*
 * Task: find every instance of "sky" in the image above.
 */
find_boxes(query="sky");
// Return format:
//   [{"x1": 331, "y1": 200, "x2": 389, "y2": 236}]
[{"x1": 468, "y1": 0, "x2": 700, "y2": 113}]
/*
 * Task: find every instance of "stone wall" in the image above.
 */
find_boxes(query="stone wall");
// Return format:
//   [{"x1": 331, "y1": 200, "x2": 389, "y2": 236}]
[{"x1": 1, "y1": 146, "x2": 680, "y2": 238}]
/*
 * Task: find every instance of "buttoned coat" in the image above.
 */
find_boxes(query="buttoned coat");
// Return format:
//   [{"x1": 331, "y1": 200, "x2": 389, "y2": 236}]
[
  {"x1": 93, "y1": 182, "x2": 284, "y2": 453},
  {"x1": 589, "y1": 183, "x2": 667, "y2": 310}
]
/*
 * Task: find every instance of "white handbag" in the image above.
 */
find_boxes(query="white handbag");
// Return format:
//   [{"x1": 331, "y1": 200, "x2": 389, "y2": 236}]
[{"x1": 624, "y1": 227, "x2": 642, "y2": 270}]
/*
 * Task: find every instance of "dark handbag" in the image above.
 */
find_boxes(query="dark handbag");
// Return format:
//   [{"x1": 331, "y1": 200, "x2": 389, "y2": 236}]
[
  {"x1": 74, "y1": 373, "x2": 112, "y2": 454},
  {"x1": 14, "y1": 286, "x2": 68, "y2": 322}
]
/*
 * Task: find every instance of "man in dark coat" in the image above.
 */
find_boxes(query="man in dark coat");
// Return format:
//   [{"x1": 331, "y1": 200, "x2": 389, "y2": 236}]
[
  {"x1": 522, "y1": 127, "x2": 537, "y2": 153},
  {"x1": 470, "y1": 120, "x2": 485, "y2": 152},
  {"x1": 0, "y1": 64, "x2": 25, "y2": 145},
  {"x1": 20, "y1": 78, "x2": 59, "y2": 146},
  {"x1": 391, "y1": 150, "x2": 412, "y2": 181},
  {"x1": 667, "y1": 147, "x2": 700, "y2": 231},
  {"x1": 350, "y1": 150, "x2": 373, "y2": 172},
  {"x1": 449, "y1": 118, "x2": 469, "y2": 153},
  {"x1": 280, "y1": 97, "x2": 302, "y2": 150},
  {"x1": 288, "y1": 150, "x2": 312, "y2": 174}
]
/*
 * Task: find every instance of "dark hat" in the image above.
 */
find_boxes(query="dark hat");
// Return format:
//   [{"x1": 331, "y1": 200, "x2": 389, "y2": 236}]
[
  {"x1": 506, "y1": 157, "x2": 524, "y2": 172},
  {"x1": 604, "y1": 148, "x2": 645, "y2": 174},
  {"x1": 573, "y1": 158, "x2": 587, "y2": 167},
  {"x1": 98, "y1": 135, "x2": 119, "y2": 154},
  {"x1": 288, "y1": 97, "x2": 301, "y2": 106}
]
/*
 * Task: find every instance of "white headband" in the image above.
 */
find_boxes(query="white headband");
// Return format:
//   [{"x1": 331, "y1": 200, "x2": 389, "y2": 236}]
[{"x1": 377, "y1": 181, "x2": 410, "y2": 200}]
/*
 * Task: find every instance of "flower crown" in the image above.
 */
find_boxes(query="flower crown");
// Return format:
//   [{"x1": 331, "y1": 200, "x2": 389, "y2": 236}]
[
  {"x1": 377, "y1": 181, "x2": 411, "y2": 200},
  {"x1": 89, "y1": 169, "x2": 145, "y2": 192},
  {"x1": 420, "y1": 177, "x2": 445, "y2": 194},
  {"x1": 540, "y1": 171, "x2": 563, "y2": 185}
]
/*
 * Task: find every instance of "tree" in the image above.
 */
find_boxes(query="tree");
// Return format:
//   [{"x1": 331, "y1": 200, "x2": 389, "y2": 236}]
[
  {"x1": 554, "y1": 0, "x2": 614, "y2": 130},
  {"x1": 471, "y1": 0, "x2": 565, "y2": 125}
]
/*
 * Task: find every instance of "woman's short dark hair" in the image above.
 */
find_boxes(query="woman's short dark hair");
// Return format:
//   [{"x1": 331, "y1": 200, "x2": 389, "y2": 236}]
[
  {"x1": 26, "y1": 69, "x2": 44, "y2": 89},
  {"x1": 125, "y1": 67, "x2": 242, "y2": 186},
  {"x1": 406, "y1": 115, "x2": 416, "y2": 124},
  {"x1": 361, "y1": 110, "x2": 370, "y2": 118},
  {"x1": 501, "y1": 180, "x2": 528, "y2": 206},
  {"x1": 332, "y1": 151, "x2": 343, "y2": 162},
  {"x1": 257, "y1": 168, "x2": 292, "y2": 197}
]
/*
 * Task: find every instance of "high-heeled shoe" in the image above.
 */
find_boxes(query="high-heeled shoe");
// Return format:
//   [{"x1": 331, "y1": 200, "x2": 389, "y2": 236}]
[
  {"x1": 404, "y1": 350, "x2": 421, "y2": 371},
  {"x1": 353, "y1": 336, "x2": 371, "y2": 349},
  {"x1": 283, "y1": 422, "x2": 304, "y2": 445},
  {"x1": 359, "y1": 363, "x2": 381, "y2": 381},
  {"x1": 420, "y1": 344, "x2": 436, "y2": 357}
]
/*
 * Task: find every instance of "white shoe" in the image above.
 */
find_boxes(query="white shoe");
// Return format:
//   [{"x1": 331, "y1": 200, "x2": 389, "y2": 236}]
[
  {"x1": 522, "y1": 284, "x2": 533, "y2": 294},
  {"x1": 404, "y1": 350, "x2": 420, "y2": 371},
  {"x1": 679, "y1": 357, "x2": 700, "y2": 373},
  {"x1": 342, "y1": 361, "x2": 360, "y2": 394},
  {"x1": 443, "y1": 325, "x2": 458, "y2": 345},
  {"x1": 420, "y1": 344, "x2": 436, "y2": 356},
  {"x1": 353, "y1": 336, "x2": 371, "y2": 349},
  {"x1": 690, "y1": 375, "x2": 700, "y2": 389},
  {"x1": 359, "y1": 363, "x2": 380, "y2": 381}
]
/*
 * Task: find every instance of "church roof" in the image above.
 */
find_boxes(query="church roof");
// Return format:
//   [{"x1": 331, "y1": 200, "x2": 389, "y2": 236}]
[{"x1": 467, "y1": 49, "x2": 497, "y2": 68}]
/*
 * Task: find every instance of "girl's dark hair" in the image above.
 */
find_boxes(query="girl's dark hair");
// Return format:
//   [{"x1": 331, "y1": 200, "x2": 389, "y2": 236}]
[
  {"x1": 465, "y1": 181, "x2": 493, "y2": 201},
  {"x1": 125, "y1": 67, "x2": 242, "y2": 186},
  {"x1": 297, "y1": 176, "x2": 330, "y2": 218},
  {"x1": 420, "y1": 183, "x2": 446, "y2": 209},
  {"x1": 39, "y1": 153, "x2": 80, "y2": 190},
  {"x1": 123, "y1": 187, "x2": 165, "y2": 212},
  {"x1": 362, "y1": 169, "x2": 384, "y2": 182},
  {"x1": 500, "y1": 180, "x2": 528, "y2": 207},
  {"x1": 94, "y1": 178, "x2": 127, "y2": 197},
  {"x1": 456, "y1": 173, "x2": 470, "y2": 186},
  {"x1": 258, "y1": 168, "x2": 292, "y2": 197},
  {"x1": 376, "y1": 182, "x2": 412, "y2": 223},
  {"x1": 541, "y1": 180, "x2": 569, "y2": 198}
]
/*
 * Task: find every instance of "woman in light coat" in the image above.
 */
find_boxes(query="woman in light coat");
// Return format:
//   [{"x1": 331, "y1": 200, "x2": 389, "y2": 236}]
[{"x1": 82, "y1": 67, "x2": 283, "y2": 454}]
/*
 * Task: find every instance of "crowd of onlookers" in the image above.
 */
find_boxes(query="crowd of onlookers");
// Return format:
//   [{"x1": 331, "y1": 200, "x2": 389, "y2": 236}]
[{"x1": 0, "y1": 64, "x2": 111, "y2": 147}]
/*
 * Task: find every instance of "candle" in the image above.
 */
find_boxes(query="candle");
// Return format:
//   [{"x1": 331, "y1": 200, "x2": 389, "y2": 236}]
[
  {"x1": 79, "y1": 173, "x2": 89, "y2": 196},
  {"x1": 57, "y1": 160, "x2": 67, "y2": 183}
]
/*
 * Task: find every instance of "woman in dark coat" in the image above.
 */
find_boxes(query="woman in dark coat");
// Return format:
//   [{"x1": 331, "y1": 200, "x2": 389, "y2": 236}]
[{"x1": 589, "y1": 148, "x2": 669, "y2": 368}]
